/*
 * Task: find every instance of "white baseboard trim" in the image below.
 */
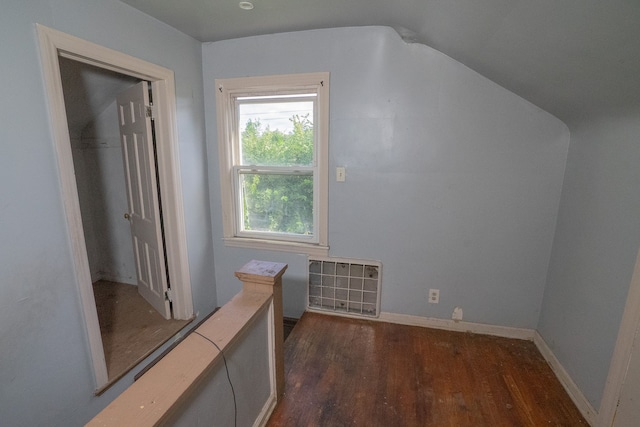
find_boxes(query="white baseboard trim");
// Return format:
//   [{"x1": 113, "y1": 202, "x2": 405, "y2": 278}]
[
  {"x1": 377, "y1": 311, "x2": 535, "y2": 340},
  {"x1": 253, "y1": 393, "x2": 277, "y2": 427},
  {"x1": 533, "y1": 331, "x2": 597, "y2": 426}
]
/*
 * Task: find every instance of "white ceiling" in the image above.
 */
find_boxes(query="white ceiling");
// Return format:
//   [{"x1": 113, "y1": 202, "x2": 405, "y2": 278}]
[{"x1": 120, "y1": 0, "x2": 640, "y2": 124}]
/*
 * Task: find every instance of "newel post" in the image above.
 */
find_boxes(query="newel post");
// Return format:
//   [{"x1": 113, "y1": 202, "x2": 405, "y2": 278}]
[{"x1": 235, "y1": 260, "x2": 288, "y2": 399}]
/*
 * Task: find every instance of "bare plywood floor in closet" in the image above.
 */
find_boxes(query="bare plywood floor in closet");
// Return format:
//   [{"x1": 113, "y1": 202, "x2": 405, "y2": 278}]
[{"x1": 93, "y1": 280, "x2": 190, "y2": 384}]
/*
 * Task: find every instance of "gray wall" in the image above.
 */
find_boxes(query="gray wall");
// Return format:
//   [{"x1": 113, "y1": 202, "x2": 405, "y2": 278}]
[
  {"x1": 66, "y1": 83, "x2": 138, "y2": 284},
  {"x1": 0, "y1": 1, "x2": 214, "y2": 426},
  {"x1": 203, "y1": 27, "x2": 569, "y2": 327},
  {"x1": 538, "y1": 111, "x2": 640, "y2": 408}
]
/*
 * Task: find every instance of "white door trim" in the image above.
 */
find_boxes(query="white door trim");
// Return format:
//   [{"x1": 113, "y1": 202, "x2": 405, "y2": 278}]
[
  {"x1": 596, "y1": 246, "x2": 640, "y2": 426},
  {"x1": 37, "y1": 24, "x2": 193, "y2": 389}
]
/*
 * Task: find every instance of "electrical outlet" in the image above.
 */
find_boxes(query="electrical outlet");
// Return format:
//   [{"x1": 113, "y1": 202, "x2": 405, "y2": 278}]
[
  {"x1": 428, "y1": 289, "x2": 439, "y2": 304},
  {"x1": 452, "y1": 306, "x2": 463, "y2": 321}
]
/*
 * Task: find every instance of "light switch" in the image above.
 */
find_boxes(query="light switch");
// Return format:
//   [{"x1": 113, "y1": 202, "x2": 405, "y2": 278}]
[{"x1": 336, "y1": 166, "x2": 346, "y2": 182}]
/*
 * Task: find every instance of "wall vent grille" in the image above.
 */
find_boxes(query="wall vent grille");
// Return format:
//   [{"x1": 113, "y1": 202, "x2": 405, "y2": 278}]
[{"x1": 308, "y1": 257, "x2": 381, "y2": 318}]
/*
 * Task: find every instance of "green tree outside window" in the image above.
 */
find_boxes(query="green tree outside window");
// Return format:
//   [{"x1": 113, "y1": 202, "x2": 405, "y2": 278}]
[{"x1": 240, "y1": 114, "x2": 314, "y2": 235}]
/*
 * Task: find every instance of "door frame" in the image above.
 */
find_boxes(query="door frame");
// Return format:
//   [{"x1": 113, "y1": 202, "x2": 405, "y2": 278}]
[
  {"x1": 37, "y1": 24, "x2": 193, "y2": 389},
  {"x1": 597, "y1": 245, "x2": 640, "y2": 426}
]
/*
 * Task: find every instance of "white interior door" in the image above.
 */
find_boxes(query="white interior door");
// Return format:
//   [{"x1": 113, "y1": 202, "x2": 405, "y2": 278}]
[
  {"x1": 613, "y1": 323, "x2": 640, "y2": 426},
  {"x1": 116, "y1": 81, "x2": 171, "y2": 319}
]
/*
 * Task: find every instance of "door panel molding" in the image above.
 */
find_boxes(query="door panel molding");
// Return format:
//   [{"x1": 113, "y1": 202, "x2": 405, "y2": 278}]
[
  {"x1": 37, "y1": 24, "x2": 193, "y2": 390},
  {"x1": 597, "y1": 246, "x2": 640, "y2": 426},
  {"x1": 117, "y1": 82, "x2": 171, "y2": 319}
]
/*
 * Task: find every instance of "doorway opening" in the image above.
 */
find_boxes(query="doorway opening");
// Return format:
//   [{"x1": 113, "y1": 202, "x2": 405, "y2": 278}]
[
  {"x1": 38, "y1": 25, "x2": 194, "y2": 391},
  {"x1": 58, "y1": 57, "x2": 190, "y2": 386}
]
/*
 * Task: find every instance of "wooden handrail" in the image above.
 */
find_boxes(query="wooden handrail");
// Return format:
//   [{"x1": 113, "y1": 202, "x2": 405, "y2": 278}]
[{"x1": 87, "y1": 260, "x2": 287, "y2": 426}]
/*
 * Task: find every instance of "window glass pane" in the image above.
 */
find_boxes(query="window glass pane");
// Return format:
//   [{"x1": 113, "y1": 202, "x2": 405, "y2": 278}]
[
  {"x1": 239, "y1": 172, "x2": 313, "y2": 236},
  {"x1": 238, "y1": 100, "x2": 314, "y2": 167}
]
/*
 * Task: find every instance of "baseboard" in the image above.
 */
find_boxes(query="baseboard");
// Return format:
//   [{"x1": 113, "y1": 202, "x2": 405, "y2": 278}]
[
  {"x1": 377, "y1": 311, "x2": 535, "y2": 340},
  {"x1": 533, "y1": 331, "x2": 597, "y2": 426},
  {"x1": 96, "y1": 272, "x2": 136, "y2": 285},
  {"x1": 253, "y1": 393, "x2": 277, "y2": 427}
]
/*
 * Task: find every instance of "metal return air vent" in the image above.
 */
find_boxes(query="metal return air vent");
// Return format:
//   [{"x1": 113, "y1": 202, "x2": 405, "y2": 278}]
[{"x1": 308, "y1": 257, "x2": 381, "y2": 318}]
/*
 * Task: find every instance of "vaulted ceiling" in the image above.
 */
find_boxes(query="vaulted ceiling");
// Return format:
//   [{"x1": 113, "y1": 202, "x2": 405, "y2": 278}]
[
  {"x1": 121, "y1": 0, "x2": 640, "y2": 125},
  {"x1": 59, "y1": 57, "x2": 138, "y2": 138}
]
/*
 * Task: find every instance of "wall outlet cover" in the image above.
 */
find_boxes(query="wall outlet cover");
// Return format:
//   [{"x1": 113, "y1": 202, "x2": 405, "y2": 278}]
[{"x1": 428, "y1": 289, "x2": 439, "y2": 304}]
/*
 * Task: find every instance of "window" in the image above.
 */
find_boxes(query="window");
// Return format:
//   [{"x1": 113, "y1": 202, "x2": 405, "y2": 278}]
[{"x1": 215, "y1": 73, "x2": 329, "y2": 255}]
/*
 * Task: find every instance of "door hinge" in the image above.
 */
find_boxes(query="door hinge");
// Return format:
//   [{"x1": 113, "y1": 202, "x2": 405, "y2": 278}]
[
  {"x1": 145, "y1": 105, "x2": 154, "y2": 119},
  {"x1": 164, "y1": 288, "x2": 173, "y2": 302}
]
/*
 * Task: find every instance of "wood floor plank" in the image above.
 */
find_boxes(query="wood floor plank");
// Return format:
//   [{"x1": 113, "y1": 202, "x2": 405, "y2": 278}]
[{"x1": 267, "y1": 312, "x2": 587, "y2": 427}]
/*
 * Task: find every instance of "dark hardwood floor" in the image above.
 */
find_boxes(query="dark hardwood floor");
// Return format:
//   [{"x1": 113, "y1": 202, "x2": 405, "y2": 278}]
[{"x1": 267, "y1": 311, "x2": 587, "y2": 427}]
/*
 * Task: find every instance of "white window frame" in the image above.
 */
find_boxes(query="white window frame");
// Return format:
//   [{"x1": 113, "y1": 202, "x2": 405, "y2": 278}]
[{"x1": 215, "y1": 73, "x2": 329, "y2": 256}]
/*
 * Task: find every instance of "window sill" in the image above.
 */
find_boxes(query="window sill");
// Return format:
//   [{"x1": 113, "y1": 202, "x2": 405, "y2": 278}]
[{"x1": 223, "y1": 237, "x2": 329, "y2": 257}]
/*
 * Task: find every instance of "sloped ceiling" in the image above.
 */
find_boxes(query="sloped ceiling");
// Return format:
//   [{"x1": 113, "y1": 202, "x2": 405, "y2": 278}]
[
  {"x1": 121, "y1": 0, "x2": 640, "y2": 125},
  {"x1": 59, "y1": 57, "x2": 138, "y2": 138}
]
